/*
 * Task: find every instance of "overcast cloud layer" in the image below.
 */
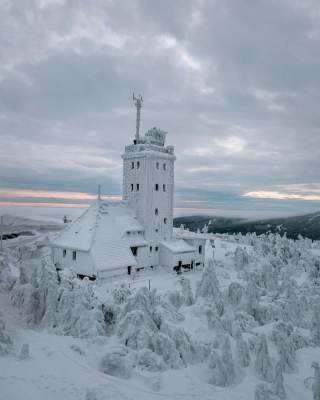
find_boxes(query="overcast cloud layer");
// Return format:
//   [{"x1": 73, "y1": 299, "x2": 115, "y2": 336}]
[{"x1": 1, "y1": 0, "x2": 320, "y2": 217}]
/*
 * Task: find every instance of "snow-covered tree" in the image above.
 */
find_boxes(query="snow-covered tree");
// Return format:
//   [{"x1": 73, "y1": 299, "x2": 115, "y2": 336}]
[
  {"x1": 0, "y1": 315, "x2": 13, "y2": 356},
  {"x1": 234, "y1": 246, "x2": 249, "y2": 271},
  {"x1": 228, "y1": 282, "x2": 243, "y2": 307},
  {"x1": 312, "y1": 362, "x2": 320, "y2": 400},
  {"x1": 311, "y1": 303, "x2": 320, "y2": 346},
  {"x1": 221, "y1": 336, "x2": 236, "y2": 385},
  {"x1": 208, "y1": 350, "x2": 228, "y2": 387},
  {"x1": 179, "y1": 277, "x2": 194, "y2": 306},
  {"x1": 254, "y1": 334, "x2": 273, "y2": 382},
  {"x1": 273, "y1": 361, "x2": 286, "y2": 399},
  {"x1": 236, "y1": 331, "x2": 250, "y2": 367},
  {"x1": 254, "y1": 383, "x2": 272, "y2": 400}
]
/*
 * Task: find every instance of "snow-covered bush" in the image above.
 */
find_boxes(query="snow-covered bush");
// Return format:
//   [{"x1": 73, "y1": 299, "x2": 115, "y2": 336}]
[
  {"x1": 0, "y1": 314, "x2": 13, "y2": 356},
  {"x1": 135, "y1": 348, "x2": 166, "y2": 372},
  {"x1": 100, "y1": 346, "x2": 132, "y2": 379},
  {"x1": 254, "y1": 334, "x2": 273, "y2": 382}
]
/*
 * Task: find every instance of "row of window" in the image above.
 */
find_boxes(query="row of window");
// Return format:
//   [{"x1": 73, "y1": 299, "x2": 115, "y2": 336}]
[
  {"x1": 63, "y1": 249, "x2": 77, "y2": 260},
  {"x1": 130, "y1": 161, "x2": 167, "y2": 170},
  {"x1": 130, "y1": 183, "x2": 167, "y2": 192}
]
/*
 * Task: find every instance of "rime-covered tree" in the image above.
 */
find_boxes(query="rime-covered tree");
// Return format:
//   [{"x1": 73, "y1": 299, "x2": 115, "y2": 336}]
[
  {"x1": 236, "y1": 331, "x2": 250, "y2": 367},
  {"x1": 234, "y1": 246, "x2": 249, "y2": 271},
  {"x1": 273, "y1": 361, "x2": 286, "y2": 399},
  {"x1": 312, "y1": 362, "x2": 320, "y2": 400},
  {"x1": 311, "y1": 303, "x2": 320, "y2": 346},
  {"x1": 254, "y1": 334, "x2": 273, "y2": 382},
  {"x1": 208, "y1": 350, "x2": 227, "y2": 387},
  {"x1": 221, "y1": 336, "x2": 236, "y2": 385}
]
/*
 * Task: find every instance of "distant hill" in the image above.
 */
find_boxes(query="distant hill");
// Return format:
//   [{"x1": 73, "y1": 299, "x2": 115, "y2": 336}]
[{"x1": 173, "y1": 212, "x2": 320, "y2": 240}]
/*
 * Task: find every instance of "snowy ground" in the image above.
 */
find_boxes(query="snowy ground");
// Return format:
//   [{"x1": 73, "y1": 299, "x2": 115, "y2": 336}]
[{"x1": 1, "y1": 216, "x2": 320, "y2": 400}]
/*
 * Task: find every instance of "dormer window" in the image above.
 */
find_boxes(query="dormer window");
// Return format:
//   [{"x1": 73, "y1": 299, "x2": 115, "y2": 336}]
[
  {"x1": 131, "y1": 162, "x2": 134, "y2": 169},
  {"x1": 155, "y1": 184, "x2": 159, "y2": 191}
]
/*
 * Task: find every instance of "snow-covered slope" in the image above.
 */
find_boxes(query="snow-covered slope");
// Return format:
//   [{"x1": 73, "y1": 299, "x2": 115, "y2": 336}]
[{"x1": 1, "y1": 225, "x2": 320, "y2": 400}]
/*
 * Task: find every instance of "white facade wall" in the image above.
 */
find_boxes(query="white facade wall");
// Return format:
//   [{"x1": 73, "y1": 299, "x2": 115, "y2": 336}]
[
  {"x1": 159, "y1": 244, "x2": 196, "y2": 269},
  {"x1": 184, "y1": 238, "x2": 206, "y2": 265},
  {"x1": 52, "y1": 247, "x2": 94, "y2": 277},
  {"x1": 122, "y1": 152, "x2": 175, "y2": 244}
]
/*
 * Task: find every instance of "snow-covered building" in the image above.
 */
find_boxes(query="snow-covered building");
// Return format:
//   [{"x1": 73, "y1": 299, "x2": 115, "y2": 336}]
[{"x1": 51, "y1": 95, "x2": 206, "y2": 279}]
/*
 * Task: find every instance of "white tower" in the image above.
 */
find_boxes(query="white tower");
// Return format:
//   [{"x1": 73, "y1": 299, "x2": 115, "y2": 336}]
[{"x1": 122, "y1": 95, "x2": 176, "y2": 261}]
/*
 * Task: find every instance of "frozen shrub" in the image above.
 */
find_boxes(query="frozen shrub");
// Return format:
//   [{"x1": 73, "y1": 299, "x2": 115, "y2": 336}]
[
  {"x1": 311, "y1": 303, "x2": 320, "y2": 346},
  {"x1": 118, "y1": 309, "x2": 156, "y2": 350},
  {"x1": 179, "y1": 277, "x2": 194, "y2": 306},
  {"x1": 196, "y1": 259, "x2": 221, "y2": 302},
  {"x1": 152, "y1": 332, "x2": 182, "y2": 369},
  {"x1": 234, "y1": 246, "x2": 249, "y2": 270},
  {"x1": 228, "y1": 282, "x2": 243, "y2": 307},
  {"x1": 100, "y1": 347, "x2": 131, "y2": 379},
  {"x1": 112, "y1": 285, "x2": 131, "y2": 305},
  {"x1": 208, "y1": 350, "x2": 228, "y2": 387},
  {"x1": 271, "y1": 322, "x2": 296, "y2": 373},
  {"x1": 135, "y1": 349, "x2": 166, "y2": 372},
  {"x1": 236, "y1": 331, "x2": 250, "y2": 367},
  {"x1": 273, "y1": 361, "x2": 286, "y2": 399},
  {"x1": 254, "y1": 334, "x2": 273, "y2": 382},
  {"x1": 0, "y1": 316, "x2": 13, "y2": 356},
  {"x1": 19, "y1": 343, "x2": 30, "y2": 360},
  {"x1": 254, "y1": 383, "x2": 272, "y2": 400},
  {"x1": 312, "y1": 362, "x2": 320, "y2": 400},
  {"x1": 221, "y1": 336, "x2": 236, "y2": 385},
  {"x1": 167, "y1": 290, "x2": 183, "y2": 309}
]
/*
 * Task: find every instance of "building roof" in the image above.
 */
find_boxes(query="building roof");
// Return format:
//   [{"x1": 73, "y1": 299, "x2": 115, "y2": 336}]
[
  {"x1": 160, "y1": 238, "x2": 195, "y2": 254},
  {"x1": 51, "y1": 201, "x2": 146, "y2": 272},
  {"x1": 173, "y1": 227, "x2": 209, "y2": 241}
]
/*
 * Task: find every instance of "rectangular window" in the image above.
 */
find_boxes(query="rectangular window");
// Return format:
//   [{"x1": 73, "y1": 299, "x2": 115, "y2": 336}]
[
  {"x1": 63, "y1": 249, "x2": 66, "y2": 258},
  {"x1": 199, "y1": 245, "x2": 203, "y2": 255},
  {"x1": 155, "y1": 208, "x2": 158, "y2": 215},
  {"x1": 156, "y1": 162, "x2": 159, "y2": 169},
  {"x1": 164, "y1": 217, "x2": 167, "y2": 224},
  {"x1": 130, "y1": 184, "x2": 134, "y2": 191},
  {"x1": 163, "y1": 184, "x2": 166, "y2": 192},
  {"x1": 131, "y1": 162, "x2": 134, "y2": 169},
  {"x1": 136, "y1": 184, "x2": 140, "y2": 191},
  {"x1": 155, "y1": 246, "x2": 159, "y2": 252},
  {"x1": 155, "y1": 184, "x2": 159, "y2": 191},
  {"x1": 155, "y1": 228, "x2": 159, "y2": 233},
  {"x1": 163, "y1": 163, "x2": 166, "y2": 170},
  {"x1": 150, "y1": 246, "x2": 153, "y2": 252},
  {"x1": 72, "y1": 251, "x2": 77, "y2": 260},
  {"x1": 137, "y1": 161, "x2": 140, "y2": 169}
]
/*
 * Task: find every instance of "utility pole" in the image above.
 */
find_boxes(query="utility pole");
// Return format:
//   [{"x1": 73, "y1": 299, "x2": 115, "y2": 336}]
[{"x1": 133, "y1": 93, "x2": 143, "y2": 142}]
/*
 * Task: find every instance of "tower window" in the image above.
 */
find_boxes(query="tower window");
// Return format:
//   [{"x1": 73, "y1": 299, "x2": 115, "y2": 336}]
[
  {"x1": 137, "y1": 161, "x2": 140, "y2": 169},
  {"x1": 155, "y1": 228, "x2": 159, "y2": 233},
  {"x1": 199, "y1": 245, "x2": 203, "y2": 254},
  {"x1": 150, "y1": 246, "x2": 153, "y2": 252},
  {"x1": 130, "y1": 184, "x2": 134, "y2": 191},
  {"x1": 136, "y1": 184, "x2": 140, "y2": 191},
  {"x1": 72, "y1": 251, "x2": 77, "y2": 260},
  {"x1": 163, "y1": 163, "x2": 166, "y2": 170},
  {"x1": 163, "y1": 184, "x2": 166, "y2": 192},
  {"x1": 156, "y1": 162, "x2": 159, "y2": 169},
  {"x1": 131, "y1": 162, "x2": 134, "y2": 169},
  {"x1": 164, "y1": 217, "x2": 167, "y2": 224},
  {"x1": 155, "y1": 184, "x2": 159, "y2": 191},
  {"x1": 155, "y1": 246, "x2": 159, "y2": 252},
  {"x1": 155, "y1": 208, "x2": 158, "y2": 215},
  {"x1": 63, "y1": 249, "x2": 66, "y2": 258}
]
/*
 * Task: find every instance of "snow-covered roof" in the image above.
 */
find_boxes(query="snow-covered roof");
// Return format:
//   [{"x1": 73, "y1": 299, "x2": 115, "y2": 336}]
[
  {"x1": 160, "y1": 239, "x2": 195, "y2": 254},
  {"x1": 51, "y1": 201, "x2": 146, "y2": 272},
  {"x1": 173, "y1": 227, "x2": 209, "y2": 241}
]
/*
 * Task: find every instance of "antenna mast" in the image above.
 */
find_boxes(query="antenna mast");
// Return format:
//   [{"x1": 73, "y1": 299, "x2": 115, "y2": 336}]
[
  {"x1": 97, "y1": 184, "x2": 101, "y2": 201},
  {"x1": 133, "y1": 92, "x2": 143, "y2": 142}
]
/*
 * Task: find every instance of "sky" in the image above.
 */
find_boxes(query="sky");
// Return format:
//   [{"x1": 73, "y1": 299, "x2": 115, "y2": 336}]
[{"x1": 1, "y1": 0, "x2": 320, "y2": 219}]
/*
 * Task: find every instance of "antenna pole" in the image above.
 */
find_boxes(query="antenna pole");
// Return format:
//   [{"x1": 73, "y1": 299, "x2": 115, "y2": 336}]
[
  {"x1": 133, "y1": 93, "x2": 143, "y2": 142},
  {"x1": 98, "y1": 184, "x2": 101, "y2": 201}
]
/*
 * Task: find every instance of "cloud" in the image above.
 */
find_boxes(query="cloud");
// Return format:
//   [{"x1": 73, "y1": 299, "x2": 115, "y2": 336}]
[{"x1": 0, "y1": 0, "x2": 319, "y2": 217}]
